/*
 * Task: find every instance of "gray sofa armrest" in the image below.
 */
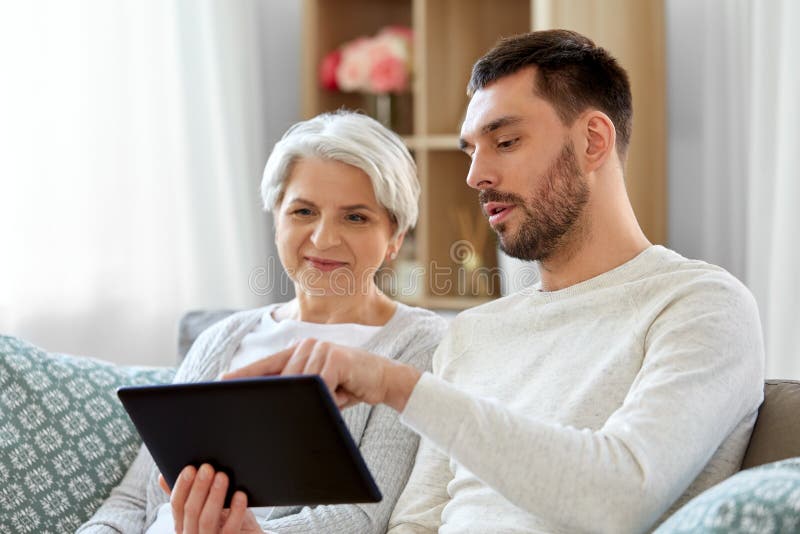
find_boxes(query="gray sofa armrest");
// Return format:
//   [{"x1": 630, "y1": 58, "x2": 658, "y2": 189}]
[
  {"x1": 741, "y1": 379, "x2": 800, "y2": 470},
  {"x1": 178, "y1": 309, "x2": 237, "y2": 361}
]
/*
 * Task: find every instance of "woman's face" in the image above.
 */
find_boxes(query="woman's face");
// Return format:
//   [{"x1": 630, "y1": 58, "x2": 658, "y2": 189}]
[{"x1": 274, "y1": 157, "x2": 402, "y2": 297}]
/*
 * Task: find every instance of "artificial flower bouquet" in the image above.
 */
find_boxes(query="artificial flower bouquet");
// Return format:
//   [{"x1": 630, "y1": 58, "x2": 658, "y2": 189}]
[{"x1": 319, "y1": 25, "x2": 413, "y2": 94}]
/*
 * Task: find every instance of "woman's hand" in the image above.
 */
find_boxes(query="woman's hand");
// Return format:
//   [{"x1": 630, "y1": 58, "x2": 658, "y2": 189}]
[
  {"x1": 158, "y1": 464, "x2": 265, "y2": 534},
  {"x1": 222, "y1": 338, "x2": 421, "y2": 412}
]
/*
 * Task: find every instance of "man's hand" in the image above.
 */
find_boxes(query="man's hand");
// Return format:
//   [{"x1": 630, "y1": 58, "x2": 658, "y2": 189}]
[
  {"x1": 222, "y1": 338, "x2": 422, "y2": 412},
  {"x1": 158, "y1": 465, "x2": 264, "y2": 534}
]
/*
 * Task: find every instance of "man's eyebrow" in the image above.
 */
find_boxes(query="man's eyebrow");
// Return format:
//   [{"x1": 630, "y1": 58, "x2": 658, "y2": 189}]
[
  {"x1": 481, "y1": 115, "x2": 523, "y2": 135},
  {"x1": 459, "y1": 116, "x2": 524, "y2": 151}
]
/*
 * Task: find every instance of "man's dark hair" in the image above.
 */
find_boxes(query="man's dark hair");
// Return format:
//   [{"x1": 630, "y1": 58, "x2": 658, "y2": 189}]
[{"x1": 468, "y1": 30, "x2": 633, "y2": 158}]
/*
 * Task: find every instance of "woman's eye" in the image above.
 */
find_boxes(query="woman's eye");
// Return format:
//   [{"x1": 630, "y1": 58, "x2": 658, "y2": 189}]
[
  {"x1": 346, "y1": 213, "x2": 367, "y2": 223},
  {"x1": 292, "y1": 208, "x2": 313, "y2": 216}
]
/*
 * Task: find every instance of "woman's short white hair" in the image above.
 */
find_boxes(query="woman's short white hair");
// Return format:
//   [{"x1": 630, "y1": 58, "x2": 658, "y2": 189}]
[{"x1": 261, "y1": 110, "x2": 419, "y2": 237}]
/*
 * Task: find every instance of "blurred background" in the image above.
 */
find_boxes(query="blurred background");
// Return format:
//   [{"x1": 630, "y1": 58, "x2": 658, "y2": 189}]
[{"x1": 0, "y1": 0, "x2": 797, "y2": 378}]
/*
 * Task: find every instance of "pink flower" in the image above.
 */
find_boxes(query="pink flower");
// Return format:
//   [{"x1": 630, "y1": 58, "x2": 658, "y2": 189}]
[
  {"x1": 369, "y1": 55, "x2": 408, "y2": 93},
  {"x1": 336, "y1": 37, "x2": 372, "y2": 92},
  {"x1": 323, "y1": 25, "x2": 414, "y2": 94},
  {"x1": 319, "y1": 49, "x2": 342, "y2": 91}
]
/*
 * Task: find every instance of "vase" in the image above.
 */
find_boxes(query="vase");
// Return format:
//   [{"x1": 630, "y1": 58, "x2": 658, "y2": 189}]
[{"x1": 367, "y1": 93, "x2": 395, "y2": 130}]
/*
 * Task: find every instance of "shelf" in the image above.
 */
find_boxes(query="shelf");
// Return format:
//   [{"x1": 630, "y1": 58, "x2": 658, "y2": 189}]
[
  {"x1": 401, "y1": 135, "x2": 462, "y2": 151},
  {"x1": 424, "y1": 0, "x2": 532, "y2": 135}
]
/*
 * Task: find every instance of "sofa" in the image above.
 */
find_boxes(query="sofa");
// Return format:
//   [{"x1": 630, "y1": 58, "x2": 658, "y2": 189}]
[
  {"x1": 0, "y1": 336, "x2": 174, "y2": 533},
  {"x1": 2, "y1": 331, "x2": 799, "y2": 533}
]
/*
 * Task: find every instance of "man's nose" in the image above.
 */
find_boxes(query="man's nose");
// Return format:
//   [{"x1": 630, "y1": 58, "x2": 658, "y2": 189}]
[
  {"x1": 465, "y1": 152, "x2": 496, "y2": 190},
  {"x1": 310, "y1": 219, "x2": 341, "y2": 249}
]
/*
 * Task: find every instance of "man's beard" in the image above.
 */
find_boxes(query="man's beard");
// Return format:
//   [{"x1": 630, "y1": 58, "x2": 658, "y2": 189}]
[{"x1": 479, "y1": 141, "x2": 589, "y2": 262}]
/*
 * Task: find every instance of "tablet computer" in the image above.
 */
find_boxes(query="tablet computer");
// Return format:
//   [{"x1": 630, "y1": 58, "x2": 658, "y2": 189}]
[{"x1": 117, "y1": 375, "x2": 382, "y2": 507}]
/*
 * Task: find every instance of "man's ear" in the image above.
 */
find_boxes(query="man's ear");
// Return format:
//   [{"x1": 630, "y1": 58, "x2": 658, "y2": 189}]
[{"x1": 579, "y1": 111, "x2": 616, "y2": 173}]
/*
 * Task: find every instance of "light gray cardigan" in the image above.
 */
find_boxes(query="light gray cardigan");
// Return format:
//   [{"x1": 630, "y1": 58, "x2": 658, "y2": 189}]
[{"x1": 78, "y1": 302, "x2": 447, "y2": 533}]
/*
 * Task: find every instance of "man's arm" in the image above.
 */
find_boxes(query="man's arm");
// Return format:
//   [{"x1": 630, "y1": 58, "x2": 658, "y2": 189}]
[{"x1": 223, "y1": 337, "x2": 421, "y2": 412}]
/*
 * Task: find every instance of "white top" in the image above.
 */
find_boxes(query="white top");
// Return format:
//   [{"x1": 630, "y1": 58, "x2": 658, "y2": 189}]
[
  {"x1": 388, "y1": 246, "x2": 765, "y2": 534},
  {"x1": 230, "y1": 307, "x2": 381, "y2": 371},
  {"x1": 147, "y1": 307, "x2": 382, "y2": 533}
]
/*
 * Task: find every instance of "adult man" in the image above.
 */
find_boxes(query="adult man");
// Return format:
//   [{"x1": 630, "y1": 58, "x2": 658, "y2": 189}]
[{"x1": 229, "y1": 30, "x2": 764, "y2": 533}]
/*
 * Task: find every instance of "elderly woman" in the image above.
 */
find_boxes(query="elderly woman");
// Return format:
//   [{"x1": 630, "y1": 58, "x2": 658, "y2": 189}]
[{"x1": 79, "y1": 111, "x2": 447, "y2": 534}]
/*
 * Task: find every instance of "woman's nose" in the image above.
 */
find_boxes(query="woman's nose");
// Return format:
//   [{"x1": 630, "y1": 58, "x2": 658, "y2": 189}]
[{"x1": 310, "y1": 219, "x2": 341, "y2": 249}]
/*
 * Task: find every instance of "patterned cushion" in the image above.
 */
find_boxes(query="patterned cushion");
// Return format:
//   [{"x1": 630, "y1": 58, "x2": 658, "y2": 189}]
[
  {"x1": 0, "y1": 335, "x2": 174, "y2": 533},
  {"x1": 655, "y1": 457, "x2": 800, "y2": 533}
]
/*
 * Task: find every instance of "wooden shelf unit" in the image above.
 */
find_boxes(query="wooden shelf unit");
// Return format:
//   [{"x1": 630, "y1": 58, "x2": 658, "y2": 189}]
[{"x1": 303, "y1": 0, "x2": 666, "y2": 310}]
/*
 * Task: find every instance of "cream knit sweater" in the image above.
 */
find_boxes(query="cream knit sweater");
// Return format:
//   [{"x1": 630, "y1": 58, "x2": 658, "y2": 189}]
[{"x1": 390, "y1": 246, "x2": 765, "y2": 534}]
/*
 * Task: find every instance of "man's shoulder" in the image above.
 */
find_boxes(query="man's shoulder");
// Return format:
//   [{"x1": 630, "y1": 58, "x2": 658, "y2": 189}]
[
  {"x1": 633, "y1": 248, "x2": 761, "y2": 335},
  {"x1": 641, "y1": 247, "x2": 753, "y2": 300}
]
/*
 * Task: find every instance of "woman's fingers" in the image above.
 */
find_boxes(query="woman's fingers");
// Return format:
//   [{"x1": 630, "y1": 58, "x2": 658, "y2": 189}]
[
  {"x1": 171, "y1": 465, "x2": 196, "y2": 533},
  {"x1": 198, "y1": 471, "x2": 228, "y2": 533},
  {"x1": 220, "y1": 491, "x2": 249, "y2": 534},
  {"x1": 181, "y1": 463, "x2": 215, "y2": 534},
  {"x1": 169, "y1": 464, "x2": 260, "y2": 534}
]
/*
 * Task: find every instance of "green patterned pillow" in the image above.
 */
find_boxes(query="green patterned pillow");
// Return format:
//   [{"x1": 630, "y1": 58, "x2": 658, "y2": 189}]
[
  {"x1": 655, "y1": 457, "x2": 800, "y2": 533},
  {"x1": 0, "y1": 335, "x2": 174, "y2": 533}
]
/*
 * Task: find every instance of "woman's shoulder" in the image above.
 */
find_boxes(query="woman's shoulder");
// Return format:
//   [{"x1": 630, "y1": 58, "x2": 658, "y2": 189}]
[
  {"x1": 372, "y1": 302, "x2": 448, "y2": 359},
  {"x1": 391, "y1": 302, "x2": 448, "y2": 331}
]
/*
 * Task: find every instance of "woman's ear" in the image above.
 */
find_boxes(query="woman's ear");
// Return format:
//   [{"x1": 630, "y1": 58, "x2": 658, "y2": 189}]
[
  {"x1": 581, "y1": 111, "x2": 616, "y2": 173},
  {"x1": 386, "y1": 231, "x2": 406, "y2": 262}
]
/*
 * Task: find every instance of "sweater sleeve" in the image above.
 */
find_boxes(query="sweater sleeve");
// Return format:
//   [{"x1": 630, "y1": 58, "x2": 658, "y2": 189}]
[
  {"x1": 400, "y1": 276, "x2": 765, "y2": 534},
  {"x1": 386, "y1": 437, "x2": 451, "y2": 533},
  {"x1": 74, "y1": 445, "x2": 153, "y2": 534},
  {"x1": 260, "y1": 335, "x2": 443, "y2": 533}
]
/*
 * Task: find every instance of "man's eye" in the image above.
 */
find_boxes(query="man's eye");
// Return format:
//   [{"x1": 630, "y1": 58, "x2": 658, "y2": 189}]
[{"x1": 498, "y1": 138, "x2": 518, "y2": 150}]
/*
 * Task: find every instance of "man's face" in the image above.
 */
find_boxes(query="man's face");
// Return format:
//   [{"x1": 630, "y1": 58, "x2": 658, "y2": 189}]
[{"x1": 459, "y1": 67, "x2": 590, "y2": 261}]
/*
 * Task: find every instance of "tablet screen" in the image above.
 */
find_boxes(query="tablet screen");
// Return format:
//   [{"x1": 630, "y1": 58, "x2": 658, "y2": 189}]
[{"x1": 117, "y1": 375, "x2": 382, "y2": 507}]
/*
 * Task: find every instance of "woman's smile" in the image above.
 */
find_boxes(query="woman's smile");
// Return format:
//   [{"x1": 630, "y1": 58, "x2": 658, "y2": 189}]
[{"x1": 304, "y1": 255, "x2": 349, "y2": 272}]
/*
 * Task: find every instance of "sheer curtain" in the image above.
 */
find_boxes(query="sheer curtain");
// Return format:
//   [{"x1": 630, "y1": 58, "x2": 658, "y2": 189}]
[
  {"x1": 667, "y1": 0, "x2": 800, "y2": 378},
  {"x1": 0, "y1": 1, "x2": 301, "y2": 366},
  {"x1": 746, "y1": 0, "x2": 800, "y2": 379}
]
